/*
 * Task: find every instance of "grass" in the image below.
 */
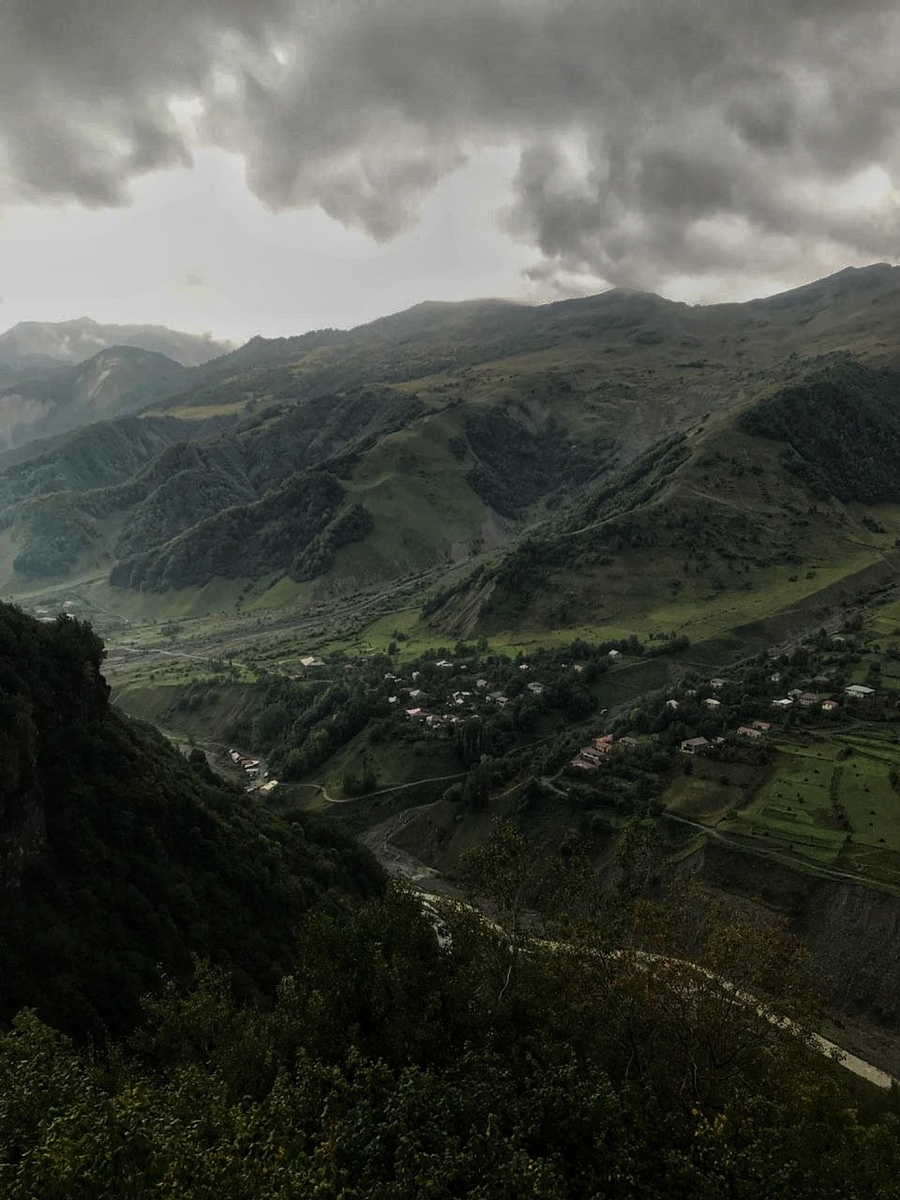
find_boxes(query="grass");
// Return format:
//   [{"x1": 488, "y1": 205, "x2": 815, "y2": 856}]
[
  {"x1": 666, "y1": 757, "x2": 765, "y2": 824},
  {"x1": 337, "y1": 419, "x2": 487, "y2": 580},
  {"x1": 664, "y1": 719, "x2": 900, "y2": 891},
  {"x1": 313, "y1": 728, "x2": 462, "y2": 797}
]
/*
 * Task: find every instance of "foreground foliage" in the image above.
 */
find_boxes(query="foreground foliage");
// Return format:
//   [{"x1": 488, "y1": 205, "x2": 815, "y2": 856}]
[
  {"x1": 0, "y1": 603, "x2": 383, "y2": 1039},
  {"x1": 3, "y1": 875, "x2": 900, "y2": 1198}
]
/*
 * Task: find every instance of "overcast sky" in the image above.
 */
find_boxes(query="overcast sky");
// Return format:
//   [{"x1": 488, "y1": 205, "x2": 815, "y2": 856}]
[{"x1": 1, "y1": 0, "x2": 899, "y2": 344}]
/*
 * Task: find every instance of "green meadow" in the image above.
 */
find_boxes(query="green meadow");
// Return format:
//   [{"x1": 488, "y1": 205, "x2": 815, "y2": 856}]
[{"x1": 668, "y1": 724, "x2": 900, "y2": 891}]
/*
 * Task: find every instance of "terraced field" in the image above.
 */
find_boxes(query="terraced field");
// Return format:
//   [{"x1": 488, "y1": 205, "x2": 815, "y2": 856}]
[{"x1": 669, "y1": 725, "x2": 900, "y2": 892}]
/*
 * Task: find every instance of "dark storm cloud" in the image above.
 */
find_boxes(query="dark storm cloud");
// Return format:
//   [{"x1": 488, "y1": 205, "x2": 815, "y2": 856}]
[{"x1": 3, "y1": 0, "x2": 900, "y2": 288}]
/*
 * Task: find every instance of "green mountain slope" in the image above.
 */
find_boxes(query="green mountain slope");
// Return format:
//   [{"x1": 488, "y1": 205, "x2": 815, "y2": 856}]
[
  {"x1": 153, "y1": 263, "x2": 900, "y2": 422},
  {"x1": 430, "y1": 359, "x2": 900, "y2": 643},
  {"x1": 5, "y1": 266, "x2": 900, "y2": 624},
  {"x1": 0, "y1": 603, "x2": 382, "y2": 1038}
]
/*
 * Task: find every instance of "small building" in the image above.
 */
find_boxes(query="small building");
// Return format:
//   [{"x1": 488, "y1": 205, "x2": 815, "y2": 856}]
[
  {"x1": 518, "y1": 662, "x2": 530, "y2": 671},
  {"x1": 737, "y1": 725, "x2": 763, "y2": 738},
  {"x1": 608, "y1": 649, "x2": 621, "y2": 660},
  {"x1": 771, "y1": 698, "x2": 793, "y2": 708},
  {"x1": 259, "y1": 780, "x2": 279, "y2": 795},
  {"x1": 475, "y1": 678, "x2": 489, "y2": 688},
  {"x1": 405, "y1": 707, "x2": 426, "y2": 720},
  {"x1": 798, "y1": 692, "x2": 822, "y2": 707},
  {"x1": 752, "y1": 720, "x2": 771, "y2": 731},
  {"x1": 299, "y1": 655, "x2": 325, "y2": 668},
  {"x1": 681, "y1": 737, "x2": 711, "y2": 755},
  {"x1": 618, "y1": 736, "x2": 639, "y2": 748},
  {"x1": 527, "y1": 681, "x2": 545, "y2": 694},
  {"x1": 709, "y1": 678, "x2": 728, "y2": 691},
  {"x1": 487, "y1": 691, "x2": 509, "y2": 706},
  {"x1": 845, "y1": 684, "x2": 875, "y2": 699},
  {"x1": 435, "y1": 660, "x2": 454, "y2": 669},
  {"x1": 822, "y1": 698, "x2": 839, "y2": 712},
  {"x1": 704, "y1": 698, "x2": 721, "y2": 710},
  {"x1": 666, "y1": 699, "x2": 679, "y2": 711},
  {"x1": 571, "y1": 754, "x2": 599, "y2": 771}
]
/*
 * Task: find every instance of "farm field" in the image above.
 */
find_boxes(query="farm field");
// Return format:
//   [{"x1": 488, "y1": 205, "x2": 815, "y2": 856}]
[{"x1": 667, "y1": 724, "x2": 900, "y2": 892}]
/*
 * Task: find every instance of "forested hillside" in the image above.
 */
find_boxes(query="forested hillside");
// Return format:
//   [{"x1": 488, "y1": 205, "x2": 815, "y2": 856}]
[
  {"x1": 3, "y1": 853, "x2": 900, "y2": 1197},
  {"x1": 0, "y1": 346, "x2": 194, "y2": 451},
  {"x1": 0, "y1": 604, "x2": 383, "y2": 1039},
  {"x1": 740, "y1": 359, "x2": 900, "y2": 503}
]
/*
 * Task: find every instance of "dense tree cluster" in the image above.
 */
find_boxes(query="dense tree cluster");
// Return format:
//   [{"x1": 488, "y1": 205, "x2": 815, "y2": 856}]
[
  {"x1": 463, "y1": 409, "x2": 613, "y2": 519},
  {"x1": 1, "y1": 386, "x2": 417, "y2": 584},
  {"x1": 740, "y1": 361, "x2": 900, "y2": 504},
  {"x1": 0, "y1": 604, "x2": 383, "y2": 1039},
  {"x1": 2, "y1": 869, "x2": 899, "y2": 1198},
  {"x1": 110, "y1": 471, "x2": 371, "y2": 591}
]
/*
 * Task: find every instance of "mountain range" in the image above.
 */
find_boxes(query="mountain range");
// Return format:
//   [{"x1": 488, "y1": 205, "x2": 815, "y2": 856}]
[
  {"x1": 3, "y1": 263, "x2": 900, "y2": 651},
  {"x1": 0, "y1": 316, "x2": 229, "y2": 370},
  {"x1": 0, "y1": 319, "x2": 231, "y2": 451}
]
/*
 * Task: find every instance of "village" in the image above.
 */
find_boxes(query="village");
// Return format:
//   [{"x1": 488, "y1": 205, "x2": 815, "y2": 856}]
[{"x1": 570, "y1": 668, "x2": 876, "y2": 770}]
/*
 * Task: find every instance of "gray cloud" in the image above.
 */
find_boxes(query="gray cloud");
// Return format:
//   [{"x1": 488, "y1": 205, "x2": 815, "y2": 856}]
[{"x1": 3, "y1": 0, "x2": 900, "y2": 292}]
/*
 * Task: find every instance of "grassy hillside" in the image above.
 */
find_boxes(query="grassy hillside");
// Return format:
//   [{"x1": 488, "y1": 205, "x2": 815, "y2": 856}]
[
  {"x1": 426, "y1": 359, "x2": 900, "y2": 646},
  {"x1": 6, "y1": 266, "x2": 900, "y2": 643}
]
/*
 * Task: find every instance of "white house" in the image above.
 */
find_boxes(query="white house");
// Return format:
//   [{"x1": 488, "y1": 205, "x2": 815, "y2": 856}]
[{"x1": 680, "y1": 737, "x2": 711, "y2": 755}]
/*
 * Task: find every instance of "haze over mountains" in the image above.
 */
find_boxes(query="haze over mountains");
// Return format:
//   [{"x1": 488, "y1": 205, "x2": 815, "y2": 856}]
[
  {"x1": 0, "y1": 319, "x2": 232, "y2": 451},
  {"x1": 0, "y1": 317, "x2": 230, "y2": 370}
]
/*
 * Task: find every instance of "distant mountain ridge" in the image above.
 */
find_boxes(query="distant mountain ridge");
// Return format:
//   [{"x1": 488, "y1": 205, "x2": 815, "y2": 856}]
[
  {"x1": 0, "y1": 345, "x2": 191, "y2": 451},
  {"x1": 0, "y1": 317, "x2": 231, "y2": 368}
]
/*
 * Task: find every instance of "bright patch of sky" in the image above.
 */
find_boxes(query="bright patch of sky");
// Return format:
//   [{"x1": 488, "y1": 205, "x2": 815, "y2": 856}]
[{"x1": 0, "y1": 146, "x2": 549, "y2": 343}]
